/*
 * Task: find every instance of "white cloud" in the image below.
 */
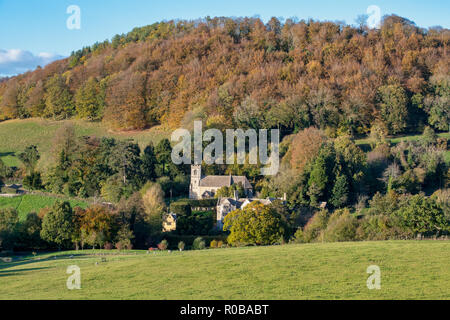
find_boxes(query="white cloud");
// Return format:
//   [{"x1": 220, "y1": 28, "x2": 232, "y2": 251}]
[{"x1": 0, "y1": 49, "x2": 64, "y2": 76}]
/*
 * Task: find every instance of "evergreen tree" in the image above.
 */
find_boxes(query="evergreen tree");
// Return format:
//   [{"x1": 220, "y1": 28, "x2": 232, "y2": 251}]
[
  {"x1": 307, "y1": 144, "x2": 335, "y2": 206},
  {"x1": 330, "y1": 174, "x2": 349, "y2": 208},
  {"x1": 141, "y1": 143, "x2": 157, "y2": 181},
  {"x1": 111, "y1": 140, "x2": 142, "y2": 185},
  {"x1": 155, "y1": 139, "x2": 172, "y2": 176}
]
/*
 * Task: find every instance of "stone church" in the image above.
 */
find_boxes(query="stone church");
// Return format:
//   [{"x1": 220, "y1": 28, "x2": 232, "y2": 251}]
[{"x1": 189, "y1": 165, "x2": 253, "y2": 200}]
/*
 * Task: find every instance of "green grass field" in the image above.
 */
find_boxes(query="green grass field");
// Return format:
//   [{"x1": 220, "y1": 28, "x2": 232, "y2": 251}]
[
  {"x1": 0, "y1": 194, "x2": 88, "y2": 220},
  {"x1": 356, "y1": 132, "x2": 450, "y2": 163},
  {"x1": 355, "y1": 132, "x2": 450, "y2": 146},
  {"x1": 0, "y1": 118, "x2": 169, "y2": 169},
  {"x1": 0, "y1": 241, "x2": 448, "y2": 300},
  {"x1": 1, "y1": 119, "x2": 449, "y2": 168}
]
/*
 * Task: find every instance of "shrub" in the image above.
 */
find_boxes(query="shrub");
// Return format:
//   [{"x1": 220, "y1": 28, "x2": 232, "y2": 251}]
[
  {"x1": 322, "y1": 209, "x2": 358, "y2": 242},
  {"x1": 104, "y1": 242, "x2": 113, "y2": 250},
  {"x1": 23, "y1": 172, "x2": 43, "y2": 190},
  {"x1": 162, "y1": 234, "x2": 228, "y2": 248},
  {"x1": 158, "y1": 239, "x2": 169, "y2": 251},
  {"x1": 292, "y1": 228, "x2": 305, "y2": 243},
  {"x1": 395, "y1": 194, "x2": 448, "y2": 236},
  {"x1": 178, "y1": 241, "x2": 185, "y2": 251},
  {"x1": 356, "y1": 215, "x2": 392, "y2": 241},
  {"x1": 170, "y1": 203, "x2": 191, "y2": 216},
  {"x1": 192, "y1": 237, "x2": 206, "y2": 250},
  {"x1": 176, "y1": 212, "x2": 214, "y2": 235},
  {"x1": 432, "y1": 189, "x2": 450, "y2": 220},
  {"x1": 0, "y1": 208, "x2": 19, "y2": 250},
  {"x1": 302, "y1": 210, "x2": 329, "y2": 243},
  {"x1": 115, "y1": 225, "x2": 134, "y2": 251},
  {"x1": 367, "y1": 191, "x2": 405, "y2": 216},
  {"x1": 115, "y1": 241, "x2": 132, "y2": 250},
  {"x1": 210, "y1": 239, "x2": 218, "y2": 248},
  {"x1": 217, "y1": 240, "x2": 224, "y2": 248},
  {"x1": 356, "y1": 214, "x2": 412, "y2": 240},
  {"x1": 173, "y1": 199, "x2": 217, "y2": 208},
  {"x1": 0, "y1": 186, "x2": 17, "y2": 194}
]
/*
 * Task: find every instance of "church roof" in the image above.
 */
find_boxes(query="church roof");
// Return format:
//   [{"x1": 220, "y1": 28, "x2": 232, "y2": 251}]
[{"x1": 199, "y1": 175, "x2": 252, "y2": 189}]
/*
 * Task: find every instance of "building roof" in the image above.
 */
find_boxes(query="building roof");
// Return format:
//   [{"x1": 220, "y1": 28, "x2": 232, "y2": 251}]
[
  {"x1": 217, "y1": 197, "x2": 244, "y2": 208},
  {"x1": 218, "y1": 197, "x2": 283, "y2": 209},
  {"x1": 199, "y1": 175, "x2": 252, "y2": 189},
  {"x1": 163, "y1": 213, "x2": 177, "y2": 221}
]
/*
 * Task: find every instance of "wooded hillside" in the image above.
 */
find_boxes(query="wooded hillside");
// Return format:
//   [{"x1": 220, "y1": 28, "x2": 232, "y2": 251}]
[{"x1": 0, "y1": 15, "x2": 448, "y2": 134}]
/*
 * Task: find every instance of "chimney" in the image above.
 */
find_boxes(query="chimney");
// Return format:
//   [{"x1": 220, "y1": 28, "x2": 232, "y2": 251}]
[
  {"x1": 283, "y1": 193, "x2": 287, "y2": 201},
  {"x1": 234, "y1": 190, "x2": 239, "y2": 201}
]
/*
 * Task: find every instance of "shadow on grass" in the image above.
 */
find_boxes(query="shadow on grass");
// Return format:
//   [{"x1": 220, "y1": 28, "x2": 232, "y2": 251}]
[
  {"x1": 0, "y1": 254, "x2": 93, "y2": 275},
  {"x1": 0, "y1": 266, "x2": 51, "y2": 277},
  {"x1": 0, "y1": 152, "x2": 15, "y2": 157}
]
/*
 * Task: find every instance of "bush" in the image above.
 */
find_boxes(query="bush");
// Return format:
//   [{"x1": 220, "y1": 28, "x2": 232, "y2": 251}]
[
  {"x1": 192, "y1": 237, "x2": 206, "y2": 250},
  {"x1": 115, "y1": 225, "x2": 134, "y2": 251},
  {"x1": 115, "y1": 241, "x2": 132, "y2": 250},
  {"x1": 161, "y1": 234, "x2": 227, "y2": 249},
  {"x1": 356, "y1": 214, "x2": 411, "y2": 240},
  {"x1": 217, "y1": 240, "x2": 224, "y2": 248},
  {"x1": 104, "y1": 242, "x2": 113, "y2": 250},
  {"x1": 210, "y1": 239, "x2": 218, "y2": 248},
  {"x1": 0, "y1": 186, "x2": 17, "y2": 194},
  {"x1": 292, "y1": 228, "x2": 305, "y2": 243},
  {"x1": 395, "y1": 194, "x2": 448, "y2": 236},
  {"x1": 356, "y1": 215, "x2": 391, "y2": 241},
  {"x1": 322, "y1": 209, "x2": 358, "y2": 242},
  {"x1": 23, "y1": 172, "x2": 43, "y2": 190},
  {"x1": 174, "y1": 199, "x2": 217, "y2": 208},
  {"x1": 178, "y1": 241, "x2": 185, "y2": 251},
  {"x1": 175, "y1": 213, "x2": 214, "y2": 235},
  {"x1": 158, "y1": 239, "x2": 169, "y2": 251},
  {"x1": 0, "y1": 208, "x2": 19, "y2": 250},
  {"x1": 302, "y1": 210, "x2": 329, "y2": 243},
  {"x1": 432, "y1": 189, "x2": 450, "y2": 220},
  {"x1": 170, "y1": 203, "x2": 191, "y2": 216},
  {"x1": 367, "y1": 191, "x2": 404, "y2": 216}
]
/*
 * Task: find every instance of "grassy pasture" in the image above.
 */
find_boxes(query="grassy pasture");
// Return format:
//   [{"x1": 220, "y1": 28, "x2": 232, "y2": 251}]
[
  {"x1": 0, "y1": 194, "x2": 88, "y2": 220},
  {"x1": 355, "y1": 132, "x2": 450, "y2": 146},
  {"x1": 0, "y1": 118, "x2": 169, "y2": 169},
  {"x1": 1, "y1": 119, "x2": 449, "y2": 168},
  {"x1": 0, "y1": 241, "x2": 448, "y2": 300},
  {"x1": 356, "y1": 132, "x2": 450, "y2": 163}
]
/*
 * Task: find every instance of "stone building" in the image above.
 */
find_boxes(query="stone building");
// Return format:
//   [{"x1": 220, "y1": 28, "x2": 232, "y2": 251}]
[
  {"x1": 189, "y1": 165, "x2": 253, "y2": 200},
  {"x1": 162, "y1": 213, "x2": 177, "y2": 232},
  {"x1": 216, "y1": 192, "x2": 287, "y2": 230}
]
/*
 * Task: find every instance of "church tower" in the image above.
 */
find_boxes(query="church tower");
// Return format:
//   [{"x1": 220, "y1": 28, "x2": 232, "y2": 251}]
[{"x1": 189, "y1": 165, "x2": 202, "y2": 199}]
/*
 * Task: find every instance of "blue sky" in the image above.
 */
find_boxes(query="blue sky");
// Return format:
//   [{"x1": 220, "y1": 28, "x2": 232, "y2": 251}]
[{"x1": 0, "y1": 0, "x2": 449, "y2": 76}]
